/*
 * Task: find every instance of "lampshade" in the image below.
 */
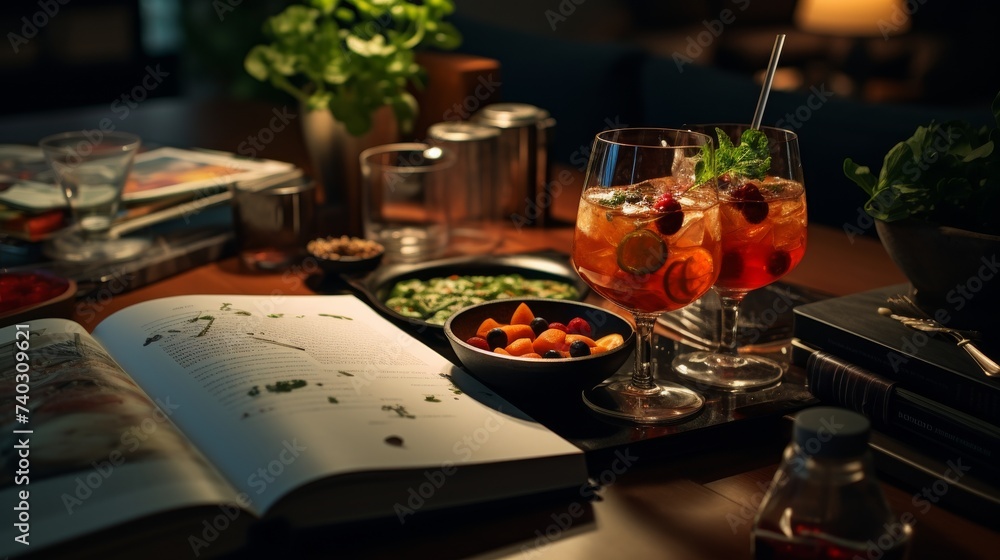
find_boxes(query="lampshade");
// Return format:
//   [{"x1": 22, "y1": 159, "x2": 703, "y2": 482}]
[{"x1": 795, "y1": 0, "x2": 911, "y2": 37}]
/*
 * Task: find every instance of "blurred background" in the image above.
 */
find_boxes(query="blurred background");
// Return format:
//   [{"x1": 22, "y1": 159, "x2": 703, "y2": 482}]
[
  {"x1": 1, "y1": 0, "x2": 995, "y2": 112},
  {"x1": 1, "y1": 0, "x2": 996, "y2": 229}
]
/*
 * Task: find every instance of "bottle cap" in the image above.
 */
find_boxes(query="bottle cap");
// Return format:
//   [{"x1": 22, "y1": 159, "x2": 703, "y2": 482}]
[{"x1": 793, "y1": 407, "x2": 870, "y2": 458}]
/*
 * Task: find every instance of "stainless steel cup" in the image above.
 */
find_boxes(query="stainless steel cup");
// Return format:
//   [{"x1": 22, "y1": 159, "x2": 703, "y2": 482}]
[
  {"x1": 427, "y1": 121, "x2": 502, "y2": 253},
  {"x1": 472, "y1": 103, "x2": 556, "y2": 228},
  {"x1": 231, "y1": 178, "x2": 316, "y2": 271}
]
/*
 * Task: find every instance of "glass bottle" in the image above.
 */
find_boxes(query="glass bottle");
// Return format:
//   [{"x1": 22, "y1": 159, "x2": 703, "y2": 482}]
[{"x1": 752, "y1": 406, "x2": 912, "y2": 560}]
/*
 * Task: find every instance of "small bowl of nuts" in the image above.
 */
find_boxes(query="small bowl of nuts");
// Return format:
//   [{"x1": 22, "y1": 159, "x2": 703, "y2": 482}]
[{"x1": 307, "y1": 235, "x2": 385, "y2": 276}]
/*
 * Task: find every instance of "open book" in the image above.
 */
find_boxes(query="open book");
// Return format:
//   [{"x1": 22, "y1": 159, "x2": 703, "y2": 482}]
[{"x1": 0, "y1": 295, "x2": 587, "y2": 559}]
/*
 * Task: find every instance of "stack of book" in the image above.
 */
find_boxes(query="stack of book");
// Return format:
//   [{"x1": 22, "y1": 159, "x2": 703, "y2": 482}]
[
  {"x1": 791, "y1": 284, "x2": 1000, "y2": 487},
  {"x1": 0, "y1": 145, "x2": 302, "y2": 290}
]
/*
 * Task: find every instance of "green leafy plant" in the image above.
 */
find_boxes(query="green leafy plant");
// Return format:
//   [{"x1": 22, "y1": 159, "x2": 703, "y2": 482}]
[
  {"x1": 244, "y1": 0, "x2": 462, "y2": 136},
  {"x1": 843, "y1": 91, "x2": 1000, "y2": 235}
]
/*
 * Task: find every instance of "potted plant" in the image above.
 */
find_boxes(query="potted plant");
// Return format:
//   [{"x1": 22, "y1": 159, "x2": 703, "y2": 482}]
[
  {"x1": 244, "y1": 0, "x2": 461, "y2": 235},
  {"x1": 843, "y1": 91, "x2": 1000, "y2": 328}
]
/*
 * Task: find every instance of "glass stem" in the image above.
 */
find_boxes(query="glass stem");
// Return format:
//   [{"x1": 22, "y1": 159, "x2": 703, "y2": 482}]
[
  {"x1": 718, "y1": 294, "x2": 745, "y2": 355},
  {"x1": 629, "y1": 313, "x2": 657, "y2": 391}
]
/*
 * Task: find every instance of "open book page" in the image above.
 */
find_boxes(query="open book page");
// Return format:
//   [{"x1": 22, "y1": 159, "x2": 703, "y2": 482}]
[
  {"x1": 0, "y1": 320, "x2": 244, "y2": 557},
  {"x1": 93, "y1": 295, "x2": 586, "y2": 518}
]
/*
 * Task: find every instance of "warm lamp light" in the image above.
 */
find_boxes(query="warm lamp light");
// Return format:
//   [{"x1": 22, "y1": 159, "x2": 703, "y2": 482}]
[{"x1": 795, "y1": 0, "x2": 911, "y2": 37}]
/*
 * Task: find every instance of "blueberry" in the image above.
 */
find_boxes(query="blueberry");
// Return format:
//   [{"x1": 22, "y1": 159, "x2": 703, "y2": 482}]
[
  {"x1": 529, "y1": 317, "x2": 549, "y2": 337},
  {"x1": 569, "y1": 340, "x2": 591, "y2": 357},
  {"x1": 486, "y1": 328, "x2": 507, "y2": 350},
  {"x1": 542, "y1": 350, "x2": 562, "y2": 359}
]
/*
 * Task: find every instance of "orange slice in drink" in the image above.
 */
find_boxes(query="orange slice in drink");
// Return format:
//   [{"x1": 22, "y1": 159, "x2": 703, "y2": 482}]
[
  {"x1": 664, "y1": 249, "x2": 716, "y2": 304},
  {"x1": 616, "y1": 229, "x2": 667, "y2": 275}
]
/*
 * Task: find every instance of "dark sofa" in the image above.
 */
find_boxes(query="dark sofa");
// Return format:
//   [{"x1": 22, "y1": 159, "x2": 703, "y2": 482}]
[{"x1": 450, "y1": 16, "x2": 995, "y2": 231}]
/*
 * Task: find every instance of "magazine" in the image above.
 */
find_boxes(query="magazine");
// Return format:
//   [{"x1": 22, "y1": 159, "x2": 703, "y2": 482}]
[
  {"x1": 0, "y1": 295, "x2": 587, "y2": 558},
  {"x1": 0, "y1": 146, "x2": 295, "y2": 211}
]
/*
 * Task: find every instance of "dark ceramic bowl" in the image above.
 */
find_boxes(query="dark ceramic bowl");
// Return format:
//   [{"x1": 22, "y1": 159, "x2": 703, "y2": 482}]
[
  {"x1": 444, "y1": 298, "x2": 635, "y2": 394},
  {"x1": 876, "y1": 220, "x2": 1000, "y2": 330}
]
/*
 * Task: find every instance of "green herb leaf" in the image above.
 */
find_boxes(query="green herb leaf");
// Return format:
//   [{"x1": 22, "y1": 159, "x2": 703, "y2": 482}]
[
  {"x1": 843, "y1": 158, "x2": 876, "y2": 196},
  {"x1": 695, "y1": 128, "x2": 771, "y2": 184}
]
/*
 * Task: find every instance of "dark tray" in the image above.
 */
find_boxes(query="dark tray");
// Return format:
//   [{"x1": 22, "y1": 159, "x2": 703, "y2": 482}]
[
  {"x1": 317, "y1": 257, "x2": 819, "y2": 473},
  {"x1": 338, "y1": 250, "x2": 590, "y2": 338}
]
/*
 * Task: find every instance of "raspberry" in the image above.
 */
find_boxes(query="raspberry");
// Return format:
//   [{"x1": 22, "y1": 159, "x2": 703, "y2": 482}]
[
  {"x1": 566, "y1": 317, "x2": 592, "y2": 337},
  {"x1": 731, "y1": 183, "x2": 768, "y2": 224},
  {"x1": 547, "y1": 322, "x2": 568, "y2": 333},
  {"x1": 653, "y1": 193, "x2": 683, "y2": 235},
  {"x1": 465, "y1": 336, "x2": 490, "y2": 351}
]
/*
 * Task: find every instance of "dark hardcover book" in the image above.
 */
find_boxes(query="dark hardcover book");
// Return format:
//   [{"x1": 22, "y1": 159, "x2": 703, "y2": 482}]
[
  {"x1": 792, "y1": 339, "x2": 1000, "y2": 482},
  {"x1": 792, "y1": 284, "x2": 1000, "y2": 424}
]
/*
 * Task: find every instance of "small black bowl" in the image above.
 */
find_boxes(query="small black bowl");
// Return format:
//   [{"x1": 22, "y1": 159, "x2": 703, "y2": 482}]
[
  {"x1": 307, "y1": 237, "x2": 385, "y2": 276},
  {"x1": 444, "y1": 298, "x2": 635, "y2": 394}
]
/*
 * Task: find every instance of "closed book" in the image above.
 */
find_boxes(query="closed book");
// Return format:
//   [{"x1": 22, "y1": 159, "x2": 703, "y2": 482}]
[
  {"x1": 792, "y1": 284, "x2": 1000, "y2": 423},
  {"x1": 792, "y1": 339, "x2": 1000, "y2": 481}
]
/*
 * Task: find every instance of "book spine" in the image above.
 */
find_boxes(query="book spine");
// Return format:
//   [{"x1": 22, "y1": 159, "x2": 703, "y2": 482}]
[
  {"x1": 793, "y1": 313, "x2": 1000, "y2": 423},
  {"x1": 802, "y1": 348, "x2": 1000, "y2": 478}
]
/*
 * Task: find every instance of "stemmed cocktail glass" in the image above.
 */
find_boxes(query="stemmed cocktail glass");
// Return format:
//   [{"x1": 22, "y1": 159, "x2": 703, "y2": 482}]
[
  {"x1": 572, "y1": 128, "x2": 722, "y2": 423},
  {"x1": 673, "y1": 125, "x2": 807, "y2": 390}
]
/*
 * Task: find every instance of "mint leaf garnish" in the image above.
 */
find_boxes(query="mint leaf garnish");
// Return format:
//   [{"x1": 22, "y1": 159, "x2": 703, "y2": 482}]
[{"x1": 695, "y1": 128, "x2": 771, "y2": 184}]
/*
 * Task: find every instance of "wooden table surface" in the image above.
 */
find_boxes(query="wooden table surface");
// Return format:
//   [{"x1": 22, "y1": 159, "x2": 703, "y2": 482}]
[{"x1": 6, "y1": 98, "x2": 996, "y2": 559}]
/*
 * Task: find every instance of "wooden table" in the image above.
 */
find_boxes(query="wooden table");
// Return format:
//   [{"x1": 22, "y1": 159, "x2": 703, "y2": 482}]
[
  {"x1": 67, "y1": 226, "x2": 998, "y2": 560},
  {"x1": 6, "y1": 99, "x2": 996, "y2": 559}
]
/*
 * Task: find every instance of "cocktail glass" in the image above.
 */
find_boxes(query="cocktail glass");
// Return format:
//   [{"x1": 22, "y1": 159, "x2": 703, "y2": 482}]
[
  {"x1": 673, "y1": 125, "x2": 807, "y2": 390},
  {"x1": 572, "y1": 128, "x2": 722, "y2": 423},
  {"x1": 40, "y1": 131, "x2": 148, "y2": 263}
]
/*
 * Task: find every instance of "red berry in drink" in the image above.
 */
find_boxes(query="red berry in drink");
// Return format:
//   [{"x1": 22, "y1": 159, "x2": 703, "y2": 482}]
[
  {"x1": 566, "y1": 317, "x2": 592, "y2": 337},
  {"x1": 732, "y1": 183, "x2": 768, "y2": 224},
  {"x1": 766, "y1": 250, "x2": 792, "y2": 277},
  {"x1": 653, "y1": 193, "x2": 683, "y2": 235}
]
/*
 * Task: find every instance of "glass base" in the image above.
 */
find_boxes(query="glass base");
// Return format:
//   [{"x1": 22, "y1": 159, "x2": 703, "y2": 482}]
[
  {"x1": 45, "y1": 232, "x2": 151, "y2": 263},
  {"x1": 582, "y1": 375, "x2": 705, "y2": 424},
  {"x1": 672, "y1": 351, "x2": 783, "y2": 392}
]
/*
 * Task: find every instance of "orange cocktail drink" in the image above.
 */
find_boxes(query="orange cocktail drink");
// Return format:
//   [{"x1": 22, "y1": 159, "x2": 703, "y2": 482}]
[{"x1": 574, "y1": 178, "x2": 721, "y2": 312}]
